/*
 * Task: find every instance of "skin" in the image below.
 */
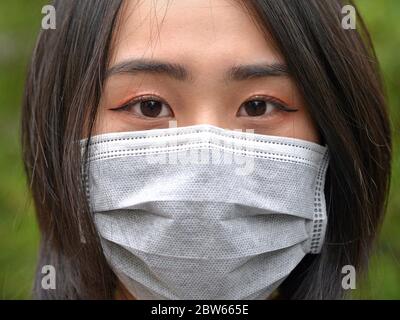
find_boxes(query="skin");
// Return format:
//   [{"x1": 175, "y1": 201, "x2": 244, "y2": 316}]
[{"x1": 92, "y1": 0, "x2": 321, "y2": 299}]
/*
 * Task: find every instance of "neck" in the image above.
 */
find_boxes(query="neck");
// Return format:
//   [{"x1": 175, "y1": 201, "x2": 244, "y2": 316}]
[{"x1": 114, "y1": 281, "x2": 136, "y2": 300}]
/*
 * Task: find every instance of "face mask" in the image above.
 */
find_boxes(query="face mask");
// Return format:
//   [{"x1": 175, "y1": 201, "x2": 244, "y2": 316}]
[{"x1": 81, "y1": 124, "x2": 329, "y2": 300}]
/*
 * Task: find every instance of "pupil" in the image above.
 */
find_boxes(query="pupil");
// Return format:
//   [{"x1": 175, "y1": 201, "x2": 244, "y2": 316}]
[
  {"x1": 140, "y1": 100, "x2": 162, "y2": 117},
  {"x1": 245, "y1": 100, "x2": 266, "y2": 116}
]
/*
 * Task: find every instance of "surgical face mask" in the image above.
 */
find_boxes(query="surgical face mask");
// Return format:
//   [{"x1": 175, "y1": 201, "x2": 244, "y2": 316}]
[{"x1": 81, "y1": 124, "x2": 329, "y2": 300}]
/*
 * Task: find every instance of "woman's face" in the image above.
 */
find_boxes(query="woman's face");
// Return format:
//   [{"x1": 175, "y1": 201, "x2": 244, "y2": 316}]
[{"x1": 94, "y1": 0, "x2": 320, "y2": 144}]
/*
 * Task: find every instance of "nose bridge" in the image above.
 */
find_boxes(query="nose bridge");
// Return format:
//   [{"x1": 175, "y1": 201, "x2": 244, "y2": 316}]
[{"x1": 177, "y1": 103, "x2": 232, "y2": 128}]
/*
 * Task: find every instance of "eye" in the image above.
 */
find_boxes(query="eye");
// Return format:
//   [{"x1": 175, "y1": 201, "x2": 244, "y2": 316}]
[
  {"x1": 115, "y1": 96, "x2": 173, "y2": 118},
  {"x1": 237, "y1": 97, "x2": 297, "y2": 117}
]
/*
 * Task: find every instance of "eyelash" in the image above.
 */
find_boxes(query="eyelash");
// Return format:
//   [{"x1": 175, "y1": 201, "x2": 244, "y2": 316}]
[
  {"x1": 241, "y1": 95, "x2": 298, "y2": 114},
  {"x1": 112, "y1": 94, "x2": 298, "y2": 118},
  {"x1": 114, "y1": 95, "x2": 174, "y2": 118}
]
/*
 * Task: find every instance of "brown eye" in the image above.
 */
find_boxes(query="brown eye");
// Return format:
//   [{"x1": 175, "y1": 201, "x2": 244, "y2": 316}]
[
  {"x1": 118, "y1": 97, "x2": 173, "y2": 118},
  {"x1": 140, "y1": 100, "x2": 163, "y2": 117},
  {"x1": 242, "y1": 100, "x2": 267, "y2": 116},
  {"x1": 237, "y1": 100, "x2": 275, "y2": 117}
]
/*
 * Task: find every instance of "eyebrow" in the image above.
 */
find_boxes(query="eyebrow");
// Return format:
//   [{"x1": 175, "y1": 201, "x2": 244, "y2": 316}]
[{"x1": 106, "y1": 58, "x2": 290, "y2": 82}]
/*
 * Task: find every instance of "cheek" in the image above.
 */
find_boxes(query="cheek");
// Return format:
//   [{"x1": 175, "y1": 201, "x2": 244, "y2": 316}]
[
  {"x1": 92, "y1": 108, "x2": 124, "y2": 135},
  {"x1": 281, "y1": 109, "x2": 321, "y2": 144},
  {"x1": 248, "y1": 112, "x2": 320, "y2": 144},
  {"x1": 81, "y1": 108, "x2": 110, "y2": 139},
  {"x1": 274, "y1": 89, "x2": 321, "y2": 144},
  {"x1": 250, "y1": 103, "x2": 320, "y2": 144}
]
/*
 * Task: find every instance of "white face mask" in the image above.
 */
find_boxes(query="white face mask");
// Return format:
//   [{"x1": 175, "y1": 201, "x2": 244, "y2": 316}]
[{"x1": 81, "y1": 124, "x2": 329, "y2": 300}]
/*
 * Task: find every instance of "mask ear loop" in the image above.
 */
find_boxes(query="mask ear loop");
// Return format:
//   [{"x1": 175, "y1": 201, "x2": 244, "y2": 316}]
[
  {"x1": 309, "y1": 148, "x2": 330, "y2": 254},
  {"x1": 79, "y1": 144, "x2": 92, "y2": 244}
]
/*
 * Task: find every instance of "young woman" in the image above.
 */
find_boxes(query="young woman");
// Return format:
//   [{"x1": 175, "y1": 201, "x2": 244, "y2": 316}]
[{"x1": 21, "y1": 0, "x2": 392, "y2": 299}]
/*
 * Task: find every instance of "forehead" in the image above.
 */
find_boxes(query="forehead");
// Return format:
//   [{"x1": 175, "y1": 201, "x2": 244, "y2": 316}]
[{"x1": 110, "y1": 0, "x2": 283, "y2": 67}]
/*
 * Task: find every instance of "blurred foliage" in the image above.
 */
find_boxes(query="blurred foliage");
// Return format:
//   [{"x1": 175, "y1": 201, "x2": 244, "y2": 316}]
[
  {"x1": 0, "y1": 0, "x2": 398, "y2": 299},
  {"x1": 350, "y1": 0, "x2": 400, "y2": 298}
]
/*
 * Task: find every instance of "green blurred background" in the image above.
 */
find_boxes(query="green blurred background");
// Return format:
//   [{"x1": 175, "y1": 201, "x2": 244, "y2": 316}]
[{"x1": 0, "y1": 0, "x2": 398, "y2": 299}]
